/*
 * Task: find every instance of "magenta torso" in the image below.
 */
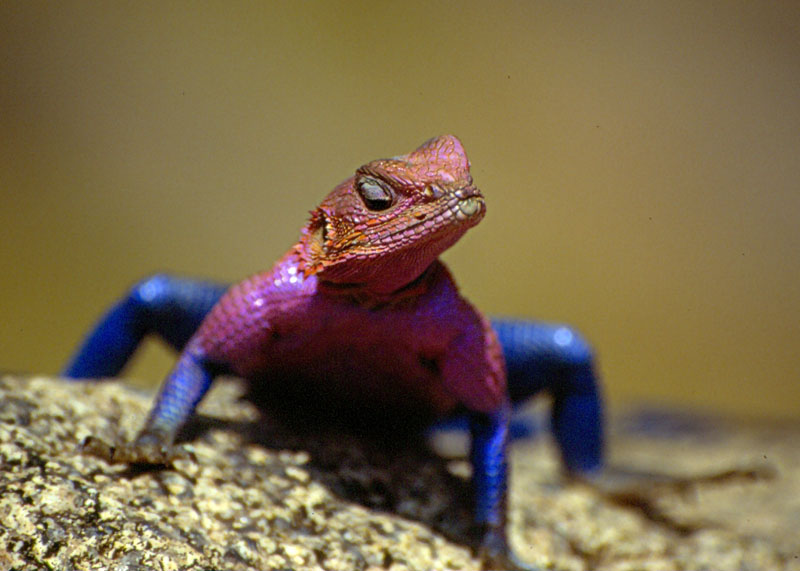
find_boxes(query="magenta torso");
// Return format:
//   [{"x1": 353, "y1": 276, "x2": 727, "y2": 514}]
[{"x1": 193, "y1": 251, "x2": 506, "y2": 420}]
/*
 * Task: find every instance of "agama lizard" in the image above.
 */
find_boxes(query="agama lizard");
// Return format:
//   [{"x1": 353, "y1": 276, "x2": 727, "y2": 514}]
[{"x1": 63, "y1": 135, "x2": 603, "y2": 570}]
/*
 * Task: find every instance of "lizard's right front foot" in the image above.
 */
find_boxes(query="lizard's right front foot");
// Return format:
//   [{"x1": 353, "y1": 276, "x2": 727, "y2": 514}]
[{"x1": 80, "y1": 431, "x2": 192, "y2": 465}]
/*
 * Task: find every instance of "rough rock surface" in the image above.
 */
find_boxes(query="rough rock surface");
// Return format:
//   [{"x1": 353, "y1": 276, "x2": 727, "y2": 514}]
[{"x1": 0, "y1": 374, "x2": 798, "y2": 571}]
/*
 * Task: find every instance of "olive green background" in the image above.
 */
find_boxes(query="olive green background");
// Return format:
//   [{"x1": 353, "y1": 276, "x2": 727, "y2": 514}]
[{"x1": 2, "y1": 3, "x2": 798, "y2": 418}]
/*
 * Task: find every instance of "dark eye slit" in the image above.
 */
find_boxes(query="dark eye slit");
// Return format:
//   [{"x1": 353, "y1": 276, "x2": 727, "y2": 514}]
[{"x1": 357, "y1": 177, "x2": 394, "y2": 211}]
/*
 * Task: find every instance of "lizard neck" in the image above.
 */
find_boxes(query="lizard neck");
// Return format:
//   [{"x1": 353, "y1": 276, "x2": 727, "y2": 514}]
[
  {"x1": 298, "y1": 216, "x2": 466, "y2": 299},
  {"x1": 316, "y1": 261, "x2": 444, "y2": 308}
]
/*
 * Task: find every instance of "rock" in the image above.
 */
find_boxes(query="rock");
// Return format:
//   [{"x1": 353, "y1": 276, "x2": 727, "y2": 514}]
[{"x1": 0, "y1": 374, "x2": 798, "y2": 570}]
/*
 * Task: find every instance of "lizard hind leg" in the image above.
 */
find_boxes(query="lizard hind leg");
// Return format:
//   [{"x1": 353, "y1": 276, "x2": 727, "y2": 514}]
[
  {"x1": 491, "y1": 318, "x2": 604, "y2": 476},
  {"x1": 62, "y1": 274, "x2": 228, "y2": 379}
]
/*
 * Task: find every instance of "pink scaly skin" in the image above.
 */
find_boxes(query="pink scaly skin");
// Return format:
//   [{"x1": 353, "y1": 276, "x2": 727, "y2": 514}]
[{"x1": 82, "y1": 135, "x2": 537, "y2": 570}]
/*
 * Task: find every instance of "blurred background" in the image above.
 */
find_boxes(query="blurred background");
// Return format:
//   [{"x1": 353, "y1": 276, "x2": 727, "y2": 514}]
[{"x1": 1, "y1": 2, "x2": 798, "y2": 419}]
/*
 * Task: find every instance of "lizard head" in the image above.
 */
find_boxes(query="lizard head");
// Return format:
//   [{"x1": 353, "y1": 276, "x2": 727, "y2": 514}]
[{"x1": 298, "y1": 135, "x2": 485, "y2": 294}]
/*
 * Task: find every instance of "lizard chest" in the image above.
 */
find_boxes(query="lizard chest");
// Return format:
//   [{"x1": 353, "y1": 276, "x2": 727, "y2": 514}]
[{"x1": 216, "y1": 294, "x2": 462, "y2": 420}]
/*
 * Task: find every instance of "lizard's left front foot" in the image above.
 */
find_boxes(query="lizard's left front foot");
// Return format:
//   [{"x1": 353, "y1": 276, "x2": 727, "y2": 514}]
[
  {"x1": 478, "y1": 527, "x2": 542, "y2": 571},
  {"x1": 80, "y1": 430, "x2": 193, "y2": 465}
]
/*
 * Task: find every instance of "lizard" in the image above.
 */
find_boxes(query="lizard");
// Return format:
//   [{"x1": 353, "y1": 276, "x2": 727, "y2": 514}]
[{"x1": 63, "y1": 135, "x2": 603, "y2": 570}]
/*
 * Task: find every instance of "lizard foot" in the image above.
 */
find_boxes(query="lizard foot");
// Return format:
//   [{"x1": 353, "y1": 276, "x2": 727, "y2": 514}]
[
  {"x1": 79, "y1": 433, "x2": 194, "y2": 465},
  {"x1": 478, "y1": 528, "x2": 542, "y2": 571}
]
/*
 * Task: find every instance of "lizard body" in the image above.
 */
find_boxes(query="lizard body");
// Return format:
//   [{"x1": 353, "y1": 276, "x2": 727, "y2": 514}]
[
  {"x1": 65, "y1": 136, "x2": 604, "y2": 570},
  {"x1": 197, "y1": 260, "x2": 496, "y2": 417}
]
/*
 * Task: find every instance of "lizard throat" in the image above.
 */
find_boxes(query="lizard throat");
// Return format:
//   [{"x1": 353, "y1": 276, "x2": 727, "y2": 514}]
[{"x1": 316, "y1": 262, "x2": 442, "y2": 307}]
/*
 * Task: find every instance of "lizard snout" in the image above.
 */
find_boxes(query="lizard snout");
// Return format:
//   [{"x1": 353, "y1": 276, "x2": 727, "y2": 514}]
[{"x1": 455, "y1": 195, "x2": 484, "y2": 221}]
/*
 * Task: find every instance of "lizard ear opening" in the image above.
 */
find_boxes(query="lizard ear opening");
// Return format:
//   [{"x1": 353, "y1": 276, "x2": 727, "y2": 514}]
[{"x1": 300, "y1": 208, "x2": 329, "y2": 275}]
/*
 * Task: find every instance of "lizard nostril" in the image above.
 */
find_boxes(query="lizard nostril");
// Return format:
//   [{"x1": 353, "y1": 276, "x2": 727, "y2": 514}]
[{"x1": 456, "y1": 197, "x2": 483, "y2": 220}]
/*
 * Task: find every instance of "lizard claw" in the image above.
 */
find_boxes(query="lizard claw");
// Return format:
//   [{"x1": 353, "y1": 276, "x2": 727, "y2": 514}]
[{"x1": 79, "y1": 433, "x2": 193, "y2": 465}]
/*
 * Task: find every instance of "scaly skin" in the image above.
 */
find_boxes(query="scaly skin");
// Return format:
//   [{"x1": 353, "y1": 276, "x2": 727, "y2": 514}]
[{"x1": 66, "y1": 136, "x2": 605, "y2": 570}]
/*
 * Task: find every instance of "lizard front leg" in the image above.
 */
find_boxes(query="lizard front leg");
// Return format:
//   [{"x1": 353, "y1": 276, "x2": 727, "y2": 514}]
[
  {"x1": 63, "y1": 274, "x2": 228, "y2": 378},
  {"x1": 439, "y1": 318, "x2": 541, "y2": 571},
  {"x1": 82, "y1": 341, "x2": 219, "y2": 464},
  {"x1": 469, "y1": 402, "x2": 544, "y2": 571}
]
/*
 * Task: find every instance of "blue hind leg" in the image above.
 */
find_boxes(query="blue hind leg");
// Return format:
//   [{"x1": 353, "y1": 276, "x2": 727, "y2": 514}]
[
  {"x1": 491, "y1": 318, "x2": 604, "y2": 475},
  {"x1": 63, "y1": 274, "x2": 229, "y2": 379}
]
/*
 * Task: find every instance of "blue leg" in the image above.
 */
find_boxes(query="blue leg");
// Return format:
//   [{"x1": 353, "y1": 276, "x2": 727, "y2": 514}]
[
  {"x1": 142, "y1": 346, "x2": 216, "y2": 441},
  {"x1": 470, "y1": 401, "x2": 540, "y2": 570},
  {"x1": 491, "y1": 318, "x2": 604, "y2": 475},
  {"x1": 470, "y1": 403, "x2": 511, "y2": 533},
  {"x1": 63, "y1": 274, "x2": 228, "y2": 378},
  {"x1": 81, "y1": 344, "x2": 220, "y2": 464}
]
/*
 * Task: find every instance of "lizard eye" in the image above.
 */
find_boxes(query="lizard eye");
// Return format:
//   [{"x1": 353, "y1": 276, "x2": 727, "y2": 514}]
[{"x1": 357, "y1": 177, "x2": 394, "y2": 211}]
